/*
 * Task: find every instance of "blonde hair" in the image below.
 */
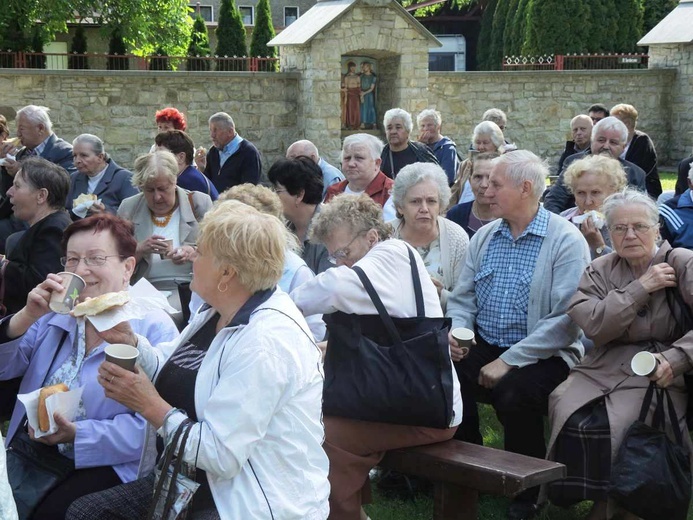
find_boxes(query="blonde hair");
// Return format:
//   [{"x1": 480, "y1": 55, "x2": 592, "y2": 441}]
[
  {"x1": 198, "y1": 200, "x2": 285, "y2": 293},
  {"x1": 564, "y1": 155, "x2": 627, "y2": 195},
  {"x1": 310, "y1": 193, "x2": 393, "y2": 244},
  {"x1": 610, "y1": 103, "x2": 638, "y2": 130},
  {"x1": 132, "y1": 150, "x2": 179, "y2": 188}
]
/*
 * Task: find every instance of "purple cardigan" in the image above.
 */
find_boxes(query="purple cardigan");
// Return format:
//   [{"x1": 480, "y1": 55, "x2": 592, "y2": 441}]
[{"x1": 0, "y1": 309, "x2": 178, "y2": 482}]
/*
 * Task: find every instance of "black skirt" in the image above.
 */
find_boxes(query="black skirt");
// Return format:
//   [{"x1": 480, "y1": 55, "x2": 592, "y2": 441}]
[{"x1": 548, "y1": 398, "x2": 612, "y2": 507}]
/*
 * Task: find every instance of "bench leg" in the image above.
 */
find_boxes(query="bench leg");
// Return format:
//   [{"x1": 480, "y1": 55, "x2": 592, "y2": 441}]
[{"x1": 433, "y1": 482, "x2": 479, "y2": 520}]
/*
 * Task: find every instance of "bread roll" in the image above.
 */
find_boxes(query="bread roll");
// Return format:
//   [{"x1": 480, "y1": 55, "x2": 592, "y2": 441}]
[
  {"x1": 72, "y1": 291, "x2": 129, "y2": 317},
  {"x1": 73, "y1": 193, "x2": 97, "y2": 207},
  {"x1": 2, "y1": 137, "x2": 21, "y2": 148},
  {"x1": 38, "y1": 383, "x2": 68, "y2": 432}
]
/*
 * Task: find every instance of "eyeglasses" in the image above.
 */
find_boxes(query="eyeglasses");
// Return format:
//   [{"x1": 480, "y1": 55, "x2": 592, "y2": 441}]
[
  {"x1": 328, "y1": 233, "x2": 364, "y2": 264},
  {"x1": 609, "y1": 223, "x2": 657, "y2": 236},
  {"x1": 60, "y1": 255, "x2": 125, "y2": 268}
]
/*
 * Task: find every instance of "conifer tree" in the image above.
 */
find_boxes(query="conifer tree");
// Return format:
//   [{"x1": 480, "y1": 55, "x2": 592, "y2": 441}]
[
  {"x1": 187, "y1": 15, "x2": 211, "y2": 71},
  {"x1": 507, "y1": 0, "x2": 530, "y2": 57},
  {"x1": 69, "y1": 25, "x2": 89, "y2": 69},
  {"x1": 150, "y1": 46, "x2": 172, "y2": 70},
  {"x1": 475, "y1": 0, "x2": 498, "y2": 70},
  {"x1": 523, "y1": 0, "x2": 590, "y2": 56},
  {"x1": 615, "y1": 0, "x2": 644, "y2": 52},
  {"x1": 107, "y1": 28, "x2": 129, "y2": 70},
  {"x1": 643, "y1": 0, "x2": 677, "y2": 33},
  {"x1": 249, "y1": 0, "x2": 277, "y2": 71},
  {"x1": 27, "y1": 26, "x2": 45, "y2": 69},
  {"x1": 216, "y1": 0, "x2": 247, "y2": 71},
  {"x1": 488, "y1": 0, "x2": 510, "y2": 69},
  {"x1": 502, "y1": 0, "x2": 520, "y2": 58}
]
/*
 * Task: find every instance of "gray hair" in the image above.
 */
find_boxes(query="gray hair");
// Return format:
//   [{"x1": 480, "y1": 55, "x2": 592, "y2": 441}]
[
  {"x1": 688, "y1": 162, "x2": 693, "y2": 183},
  {"x1": 473, "y1": 121, "x2": 505, "y2": 150},
  {"x1": 602, "y1": 188, "x2": 659, "y2": 227},
  {"x1": 286, "y1": 139, "x2": 319, "y2": 160},
  {"x1": 592, "y1": 116, "x2": 628, "y2": 144},
  {"x1": 383, "y1": 108, "x2": 413, "y2": 133},
  {"x1": 571, "y1": 114, "x2": 593, "y2": 128},
  {"x1": 416, "y1": 109, "x2": 442, "y2": 128},
  {"x1": 131, "y1": 150, "x2": 179, "y2": 188},
  {"x1": 492, "y1": 150, "x2": 547, "y2": 200},
  {"x1": 482, "y1": 108, "x2": 507, "y2": 128},
  {"x1": 17, "y1": 105, "x2": 52, "y2": 133},
  {"x1": 208, "y1": 112, "x2": 235, "y2": 129},
  {"x1": 392, "y1": 163, "x2": 451, "y2": 214},
  {"x1": 341, "y1": 133, "x2": 384, "y2": 161},
  {"x1": 73, "y1": 133, "x2": 108, "y2": 160}
]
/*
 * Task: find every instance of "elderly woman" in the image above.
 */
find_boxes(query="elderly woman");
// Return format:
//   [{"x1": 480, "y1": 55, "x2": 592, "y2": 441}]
[
  {"x1": 325, "y1": 133, "x2": 397, "y2": 221},
  {"x1": 0, "y1": 213, "x2": 178, "y2": 519},
  {"x1": 2, "y1": 157, "x2": 72, "y2": 315},
  {"x1": 546, "y1": 189, "x2": 693, "y2": 520},
  {"x1": 117, "y1": 151, "x2": 212, "y2": 303},
  {"x1": 610, "y1": 103, "x2": 660, "y2": 198},
  {"x1": 380, "y1": 108, "x2": 439, "y2": 178},
  {"x1": 446, "y1": 152, "x2": 498, "y2": 238},
  {"x1": 291, "y1": 194, "x2": 462, "y2": 520},
  {"x1": 449, "y1": 121, "x2": 511, "y2": 209},
  {"x1": 67, "y1": 200, "x2": 330, "y2": 519},
  {"x1": 268, "y1": 157, "x2": 332, "y2": 274},
  {"x1": 561, "y1": 155, "x2": 627, "y2": 259},
  {"x1": 67, "y1": 134, "x2": 138, "y2": 218},
  {"x1": 390, "y1": 163, "x2": 468, "y2": 311}
]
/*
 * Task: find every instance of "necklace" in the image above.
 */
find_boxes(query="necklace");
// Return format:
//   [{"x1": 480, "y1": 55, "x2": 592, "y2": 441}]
[{"x1": 151, "y1": 209, "x2": 174, "y2": 227}]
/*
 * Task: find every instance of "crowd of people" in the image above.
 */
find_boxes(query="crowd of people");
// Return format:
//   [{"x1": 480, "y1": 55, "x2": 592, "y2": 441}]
[{"x1": 0, "y1": 100, "x2": 691, "y2": 520}]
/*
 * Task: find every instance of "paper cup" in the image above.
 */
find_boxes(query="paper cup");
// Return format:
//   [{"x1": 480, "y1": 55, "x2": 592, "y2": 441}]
[
  {"x1": 105, "y1": 344, "x2": 139, "y2": 372},
  {"x1": 451, "y1": 327, "x2": 475, "y2": 349},
  {"x1": 49, "y1": 272, "x2": 86, "y2": 315},
  {"x1": 159, "y1": 238, "x2": 174, "y2": 259},
  {"x1": 631, "y1": 351, "x2": 658, "y2": 377}
]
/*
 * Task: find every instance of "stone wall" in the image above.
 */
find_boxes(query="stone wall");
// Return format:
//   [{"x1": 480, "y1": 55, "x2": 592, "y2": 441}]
[
  {"x1": 427, "y1": 69, "x2": 678, "y2": 170},
  {"x1": 648, "y1": 43, "x2": 693, "y2": 163},
  {"x1": 0, "y1": 69, "x2": 299, "y2": 171}
]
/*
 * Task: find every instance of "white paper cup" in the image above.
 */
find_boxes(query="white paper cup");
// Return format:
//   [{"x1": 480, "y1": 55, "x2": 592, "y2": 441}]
[
  {"x1": 451, "y1": 327, "x2": 475, "y2": 349},
  {"x1": 49, "y1": 272, "x2": 86, "y2": 314},
  {"x1": 159, "y1": 239, "x2": 174, "y2": 259},
  {"x1": 104, "y1": 344, "x2": 139, "y2": 372},
  {"x1": 631, "y1": 351, "x2": 658, "y2": 377}
]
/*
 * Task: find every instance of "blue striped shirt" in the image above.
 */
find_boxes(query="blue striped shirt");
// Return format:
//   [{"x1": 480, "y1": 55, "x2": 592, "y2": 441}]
[{"x1": 475, "y1": 206, "x2": 549, "y2": 348}]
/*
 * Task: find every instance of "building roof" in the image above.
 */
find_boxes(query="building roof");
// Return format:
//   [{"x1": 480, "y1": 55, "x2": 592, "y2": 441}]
[
  {"x1": 638, "y1": 0, "x2": 693, "y2": 45},
  {"x1": 268, "y1": 0, "x2": 440, "y2": 46}
]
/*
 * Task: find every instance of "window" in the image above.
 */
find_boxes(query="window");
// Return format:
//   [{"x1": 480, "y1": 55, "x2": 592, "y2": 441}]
[
  {"x1": 239, "y1": 6, "x2": 254, "y2": 25},
  {"x1": 284, "y1": 6, "x2": 299, "y2": 26},
  {"x1": 189, "y1": 4, "x2": 213, "y2": 22}
]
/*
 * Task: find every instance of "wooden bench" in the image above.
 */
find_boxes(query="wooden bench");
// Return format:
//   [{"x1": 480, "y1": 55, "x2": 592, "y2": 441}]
[{"x1": 379, "y1": 440, "x2": 566, "y2": 520}]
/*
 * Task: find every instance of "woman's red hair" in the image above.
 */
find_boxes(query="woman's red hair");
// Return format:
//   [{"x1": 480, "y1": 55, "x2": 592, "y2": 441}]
[{"x1": 155, "y1": 107, "x2": 187, "y2": 131}]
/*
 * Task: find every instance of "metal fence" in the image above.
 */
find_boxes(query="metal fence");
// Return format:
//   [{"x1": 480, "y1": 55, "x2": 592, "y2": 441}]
[
  {"x1": 502, "y1": 53, "x2": 649, "y2": 71},
  {"x1": 0, "y1": 51, "x2": 279, "y2": 72}
]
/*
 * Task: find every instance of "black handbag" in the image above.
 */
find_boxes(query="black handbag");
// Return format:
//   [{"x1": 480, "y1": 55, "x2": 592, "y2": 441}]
[
  {"x1": 322, "y1": 246, "x2": 454, "y2": 428},
  {"x1": 609, "y1": 382, "x2": 691, "y2": 520}
]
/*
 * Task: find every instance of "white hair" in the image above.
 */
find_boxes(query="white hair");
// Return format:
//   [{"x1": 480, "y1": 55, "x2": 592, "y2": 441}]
[
  {"x1": 383, "y1": 108, "x2": 413, "y2": 133},
  {"x1": 392, "y1": 163, "x2": 451, "y2": 213},
  {"x1": 482, "y1": 108, "x2": 507, "y2": 127},
  {"x1": 17, "y1": 105, "x2": 52, "y2": 133},
  {"x1": 570, "y1": 114, "x2": 593, "y2": 128},
  {"x1": 73, "y1": 133, "x2": 106, "y2": 157},
  {"x1": 602, "y1": 188, "x2": 659, "y2": 227},
  {"x1": 341, "y1": 133, "x2": 384, "y2": 161},
  {"x1": 208, "y1": 112, "x2": 235, "y2": 129},
  {"x1": 416, "y1": 109, "x2": 442, "y2": 128},
  {"x1": 592, "y1": 116, "x2": 628, "y2": 144},
  {"x1": 473, "y1": 121, "x2": 505, "y2": 150},
  {"x1": 492, "y1": 150, "x2": 547, "y2": 200},
  {"x1": 689, "y1": 162, "x2": 693, "y2": 183}
]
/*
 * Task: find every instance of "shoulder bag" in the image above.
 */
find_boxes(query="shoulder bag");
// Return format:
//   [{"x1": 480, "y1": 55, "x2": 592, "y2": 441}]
[
  {"x1": 322, "y1": 246, "x2": 454, "y2": 428},
  {"x1": 609, "y1": 381, "x2": 691, "y2": 520}
]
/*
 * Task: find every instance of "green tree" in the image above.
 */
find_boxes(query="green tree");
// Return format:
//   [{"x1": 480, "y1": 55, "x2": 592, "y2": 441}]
[
  {"x1": 523, "y1": 0, "x2": 590, "y2": 56},
  {"x1": 488, "y1": 0, "x2": 510, "y2": 70},
  {"x1": 150, "y1": 46, "x2": 172, "y2": 70},
  {"x1": 215, "y1": 0, "x2": 248, "y2": 71},
  {"x1": 250, "y1": 0, "x2": 277, "y2": 71},
  {"x1": 476, "y1": 0, "x2": 498, "y2": 70},
  {"x1": 614, "y1": 0, "x2": 644, "y2": 52},
  {"x1": 69, "y1": 24, "x2": 89, "y2": 69},
  {"x1": 643, "y1": 0, "x2": 677, "y2": 33},
  {"x1": 501, "y1": 0, "x2": 519, "y2": 57},
  {"x1": 507, "y1": 0, "x2": 530, "y2": 56},
  {"x1": 107, "y1": 27, "x2": 129, "y2": 71},
  {"x1": 26, "y1": 25, "x2": 46, "y2": 69},
  {"x1": 187, "y1": 15, "x2": 211, "y2": 71}
]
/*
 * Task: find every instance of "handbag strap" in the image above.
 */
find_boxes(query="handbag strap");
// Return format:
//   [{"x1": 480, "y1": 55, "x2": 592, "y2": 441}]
[
  {"x1": 353, "y1": 265, "x2": 403, "y2": 345},
  {"x1": 637, "y1": 381, "x2": 657, "y2": 423},
  {"x1": 663, "y1": 249, "x2": 693, "y2": 336},
  {"x1": 161, "y1": 420, "x2": 195, "y2": 519},
  {"x1": 638, "y1": 382, "x2": 685, "y2": 447},
  {"x1": 662, "y1": 386, "x2": 685, "y2": 446},
  {"x1": 405, "y1": 246, "x2": 425, "y2": 318}
]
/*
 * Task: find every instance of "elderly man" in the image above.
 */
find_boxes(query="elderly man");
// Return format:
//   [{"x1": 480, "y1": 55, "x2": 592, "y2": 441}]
[
  {"x1": 544, "y1": 117, "x2": 646, "y2": 214},
  {"x1": 380, "y1": 108, "x2": 438, "y2": 178},
  {"x1": 588, "y1": 103, "x2": 609, "y2": 124},
  {"x1": 557, "y1": 115, "x2": 592, "y2": 173},
  {"x1": 660, "y1": 162, "x2": 693, "y2": 249},
  {"x1": 194, "y1": 112, "x2": 261, "y2": 193},
  {"x1": 325, "y1": 133, "x2": 396, "y2": 220},
  {"x1": 610, "y1": 103, "x2": 661, "y2": 198},
  {"x1": 448, "y1": 150, "x2": 589, "y2": 520},
  {"x1": 155, "y1": 130, "x2": 218, "y2": 200},
  {"x1": 286, "y1": 139, "x2": 344, "y2": 199},
  {"x1": 0, "y1": 105, "x2": 76, "y2": 251},
  {"x1": 416, "y1": 108, "x2": 459, "y2": 185}
]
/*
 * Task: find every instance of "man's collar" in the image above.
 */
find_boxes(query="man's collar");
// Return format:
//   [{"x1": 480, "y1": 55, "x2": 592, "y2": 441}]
[
  {"x1": 222, "y1": 134, "x2": 243, "y2": 153},
  {"x1": 496, "y1": 206, "x2": 549, "y2": 239}
]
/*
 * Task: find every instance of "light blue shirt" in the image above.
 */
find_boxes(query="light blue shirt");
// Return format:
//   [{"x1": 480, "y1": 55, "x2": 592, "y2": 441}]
[{"x1": 219, "y1": 134, "x2": 244, "y2": 168}]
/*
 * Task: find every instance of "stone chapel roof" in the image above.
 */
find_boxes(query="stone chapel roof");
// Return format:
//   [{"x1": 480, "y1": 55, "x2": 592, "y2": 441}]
[
  {"x1": 638, "y1": 0, "x2": 693, "y2": 45},
  {"x1": 268, "y1": 0, "x2": 440, "y2": 46}
]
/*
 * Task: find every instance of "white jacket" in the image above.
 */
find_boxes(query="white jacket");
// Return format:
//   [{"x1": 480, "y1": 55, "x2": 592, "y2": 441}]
[{"x1": 137, "y1": 289, "x2": 330, "y2": 519}]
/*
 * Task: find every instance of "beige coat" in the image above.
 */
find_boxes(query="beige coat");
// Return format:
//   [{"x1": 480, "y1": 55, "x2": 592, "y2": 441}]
[{"x1": 545, "y1": 242, "x2": 693, "y2": 509}]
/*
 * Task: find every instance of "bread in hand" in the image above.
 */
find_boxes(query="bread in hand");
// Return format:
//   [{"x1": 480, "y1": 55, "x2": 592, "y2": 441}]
[
  {"x1": 73, "y1": 193, "x2": 97, "y2": 207},
  {"x1": 38, "y1": 383, "x2": 68, "y2": 432},
  {"x1": 72, "y1": 291, "x2": 129, "y2": 317}
]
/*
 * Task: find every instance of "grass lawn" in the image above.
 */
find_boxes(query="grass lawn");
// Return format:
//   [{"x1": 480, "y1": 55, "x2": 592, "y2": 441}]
[{"x1": 661, "y1": 170, "x2": 677, "y2": 191}]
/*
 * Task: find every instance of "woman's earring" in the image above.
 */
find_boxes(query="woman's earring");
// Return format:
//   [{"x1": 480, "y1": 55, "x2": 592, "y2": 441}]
[{"x1": 217, "y1": 282, "x2": 228, "y2": 293}]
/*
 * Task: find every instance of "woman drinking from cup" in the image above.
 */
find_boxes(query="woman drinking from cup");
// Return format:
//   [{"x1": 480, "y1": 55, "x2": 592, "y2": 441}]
[
  {"x1": 546, "y1": 189, "x2": 693, "y2": 520},
  {"x1": 0, "y1": 213, "x2": 178, "y2": 520}
]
